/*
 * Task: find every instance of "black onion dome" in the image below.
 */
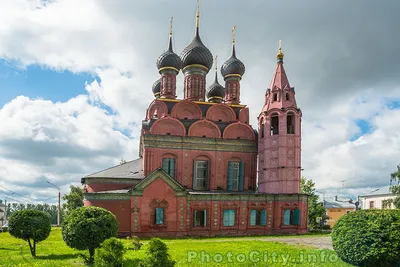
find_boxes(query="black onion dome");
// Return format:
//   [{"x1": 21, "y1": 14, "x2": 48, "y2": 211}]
[
  {"x1": 221, "y1": 44, "x2": 245, "y2": 78},
  {"x1": 152, "y1": 78, "x2": 161, "y2": 95},
  {"x1": 180, "y1": 29, "x2": 213, "y2": 72},
  {"x1": 207, "y1": 73, "x2": 225, "y2": 99},
  {"x1": 156, "y1": 36, "x2": 181, "y2": 71}
]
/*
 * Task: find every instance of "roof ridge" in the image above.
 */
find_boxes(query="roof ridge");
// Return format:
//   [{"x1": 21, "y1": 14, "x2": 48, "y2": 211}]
[{"x1": 84, "y1": 158, "x2": 142, "y2": 178}]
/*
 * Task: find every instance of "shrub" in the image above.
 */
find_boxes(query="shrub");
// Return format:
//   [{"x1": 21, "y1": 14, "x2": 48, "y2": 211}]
[
  {"x1": 8, "y1": 210, "x2": 51, "y2": 257},
  {"x1": 62, "y1": 206, "x2": 118, "y2": 263},
  {"x1": 94, "y1": 237, "x2": 126, "y2": 267},
  {"x1": 332, "y1": 209, "x2": 400, "y2": 267},
  {"x1": 126, "y1": 235, "x2": 142, "y2": 251},
  {"x1": 142, "y1": 238, "x2": 175, "y2": 267}
]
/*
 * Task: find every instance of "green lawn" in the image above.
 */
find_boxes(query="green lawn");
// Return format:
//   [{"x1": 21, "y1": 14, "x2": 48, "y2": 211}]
[{"x1": 0, "y1": 228, "x2": 351, "y2": 266}]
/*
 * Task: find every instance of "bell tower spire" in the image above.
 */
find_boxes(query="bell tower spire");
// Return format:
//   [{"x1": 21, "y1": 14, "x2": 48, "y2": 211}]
[
  {"x1": 262, "y1": 41, "x2": 297, "y2": 111},
  {"x1": 257, "y1": 42, "x2": 302, "y2": 194}
]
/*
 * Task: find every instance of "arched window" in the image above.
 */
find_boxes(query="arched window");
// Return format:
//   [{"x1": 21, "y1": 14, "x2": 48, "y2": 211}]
[
  {"x1": 270, "y1": 114, "x2": 279, "y2": 135},
  {"x1": 285, "y1": 93, "x2": 290, "y2": 101},
  {"x1": 260, "y1": 123, "x2": 265, "y2": 139},
  {"x1": 193, "y1": 160, "x2": 209, "y2": 190},
  {"x1": 227, "y1": 161, "x2": 244, "y2": 191},
  {"x1": 287, "y1": 113, "x2": 295, "y2": 134},
  {"x1": 162, "y1": 157, "x2": 176, "y2": 178}
]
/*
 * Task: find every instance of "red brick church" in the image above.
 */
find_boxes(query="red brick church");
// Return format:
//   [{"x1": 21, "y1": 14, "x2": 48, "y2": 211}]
[{"x1": 82, "y1": 7, "x2": 308, "y2": 237}]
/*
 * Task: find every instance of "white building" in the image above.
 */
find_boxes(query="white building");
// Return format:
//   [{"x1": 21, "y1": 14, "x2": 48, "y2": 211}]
[
  {"x1": 359, "y1": 186, "x2": 397, "y2": 210},
  {"x1": 0, "y1": 200, "x2": 5, "y2": 226}
]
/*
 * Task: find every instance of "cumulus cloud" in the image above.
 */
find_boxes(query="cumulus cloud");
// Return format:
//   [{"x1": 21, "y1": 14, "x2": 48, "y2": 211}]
[
  {"x1": 0, "y1": 95, "x2": 137, "y2": 201},
  {"x1": 0, "y1": 0, "x2": 399, "y2": 203}
]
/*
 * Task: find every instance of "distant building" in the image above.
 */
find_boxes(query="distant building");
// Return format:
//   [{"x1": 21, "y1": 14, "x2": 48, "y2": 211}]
[
  {"x1": 324, "y1": 201, "x2": 355, "y2": 227},
  {"x1": 359, "y1": 186, "x2": 397, "y2": 210},
  {"x1": 0, "y1": 200, "x2": 5, "y2": 226}
]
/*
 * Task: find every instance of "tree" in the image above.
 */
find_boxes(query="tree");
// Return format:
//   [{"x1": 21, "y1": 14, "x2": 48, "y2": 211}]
[
  {"x1": 300, "y1": 177, "x2": 327, "y2": 228},
  {"x1": 120, "y1": 158, "x2": 127, "y2": 165},
  {"x1": 8, "y1": 210, "x2": 51, "y2": 257},
  {"x1": 62, "y1": 206, "x2": 118, "y2": 263},
  {"x1": 62, "y1": 185, "x2": 84, "y2": 216},
  {"x1": 390, "y1": 164, "x2": 400, "y2": 209}
]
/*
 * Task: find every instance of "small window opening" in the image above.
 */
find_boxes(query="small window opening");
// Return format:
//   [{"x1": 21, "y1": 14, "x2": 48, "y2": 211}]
[
  {"x1": 273, "y1": 93, "x2": 278, "y2": 102},
  {"x1": 202, "y1": 135, "x2": 206, "y2": 138},
  {"x1": 194, "y1": 210, "x2": 207, "y2": 227},
  {"x1": 237, "y1": 137, "x2": 240, "y2": 139},
  {"x1": 167, "y1": 133, "x2": 171, "y2": 135},
  {"x1": 285, "y1": 93, "x2": 290, "y2": 101},
  {"x1": 184, "y1": 117, "x2": 188, "y2": 120},
  {"x1": 261, "y1": 123, "x2": 265, "y2": 138},
  {"x1": 218, "y1": 119, "x2": 222, "y2": 122},
  {"x1": 287, "y1": 114, "x2": 295, "y2": 134},
  {"x1": 271, "y1": 116, "x2": 279, "y2": 135}
]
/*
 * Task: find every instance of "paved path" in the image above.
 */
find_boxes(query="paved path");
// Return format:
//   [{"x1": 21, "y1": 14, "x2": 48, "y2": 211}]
[{"x1": 261, "y1": 236, "x2": 333, "y2": 250}]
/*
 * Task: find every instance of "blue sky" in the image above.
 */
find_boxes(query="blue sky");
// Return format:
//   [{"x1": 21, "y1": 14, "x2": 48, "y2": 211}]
[
  {"x1": 0, "y1": 0, "x2": 399, "y2": 204},
  {"x1": 0, "y1": 59, "x2": 95, "y2": 107}
]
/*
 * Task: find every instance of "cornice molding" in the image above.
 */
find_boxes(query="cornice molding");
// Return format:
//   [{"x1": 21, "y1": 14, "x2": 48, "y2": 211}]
[{"x1": 142, "y1": 134, "x2": 257, "y2": 153}]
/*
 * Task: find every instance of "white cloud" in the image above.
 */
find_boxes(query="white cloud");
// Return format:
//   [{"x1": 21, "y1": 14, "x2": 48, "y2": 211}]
[
  {"x1": 0, "y1": 95, "x2": 138, "y2": 202},
  {"x1": 302, "y1": 89, "x2": 400, "y2": 198}
]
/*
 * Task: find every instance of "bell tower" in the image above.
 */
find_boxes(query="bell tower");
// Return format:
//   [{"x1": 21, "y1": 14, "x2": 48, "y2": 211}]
[{"x1": 258, "y1": 41, "x2": 302, "y2": 194}]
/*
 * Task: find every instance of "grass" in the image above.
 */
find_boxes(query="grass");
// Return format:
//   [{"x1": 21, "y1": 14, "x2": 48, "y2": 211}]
[{"x1": 0, "y1": 228, "x2": 352, "y2": 267}]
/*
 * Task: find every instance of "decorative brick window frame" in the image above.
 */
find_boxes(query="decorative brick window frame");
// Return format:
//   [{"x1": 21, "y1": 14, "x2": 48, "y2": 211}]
[
  {"x1": 149, "y1": 199, "x2": 168, "y2": 229},
  {"x1": 280, "y1": 202, "x2": 300, "y2": 229},
  {"x1": 220, "y1": 203, "x2": 239, "y2": 229},
  {"x1": 247, "y1": 203, "x2": 267, "y2": 229},
  {"x1": 190, "y1": 205, "x2": 211, "y2": 230}
]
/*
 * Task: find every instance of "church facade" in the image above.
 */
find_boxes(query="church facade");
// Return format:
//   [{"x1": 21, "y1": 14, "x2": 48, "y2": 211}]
[{"x1": 82, "y1": 9, "x2": 308, "y2": 237}]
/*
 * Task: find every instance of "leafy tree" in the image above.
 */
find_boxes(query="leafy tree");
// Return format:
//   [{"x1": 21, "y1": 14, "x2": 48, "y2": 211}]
[
  {"x1": 94, "y1": 237, "x2": 126, "y2": 267},
  {"x1": 5, "y1": 202, "x2": 59, "y2": 224},
  {"x1": 62, "y1": 206, "x2": 118, "y2": 263},
  {"x1": 390, "y1": 164, "x2": 400, "y2": 208},
  {"x1": 142, "y1": 238, "x2": 175, "y2": 267},
  {"x1": 8, "y1": 210, "x2": 51, "y2": 257},
  {"x1": 300, "y1": 177, "x2": 327, "y2": 228},
  {"x1": 382, "y1": 198, "x2": 394, "y2": 209},
  {"x1": 62, "y1": 185, "x2": 84, "y2": 216},
  {"x1": 332, "y1": 209, "x2": 400, "y2": 266}
]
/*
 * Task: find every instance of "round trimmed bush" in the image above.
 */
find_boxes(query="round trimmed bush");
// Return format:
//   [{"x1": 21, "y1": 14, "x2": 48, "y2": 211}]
[
  {"x1": 8, "y1": 210, "x2": 51, "y2": 257},
  {"x1": 142, "y1": 238, "x2": 175, "y2": 267},
  {"x1": 62, "y1": 206, "x2": 118, "y2": 263},
  {"x1": 94, "y1": 237, "x2": 126, "y2": 267},
  {"x1": 332, "y1": 209, "x2": 400, "y2": 267}
]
